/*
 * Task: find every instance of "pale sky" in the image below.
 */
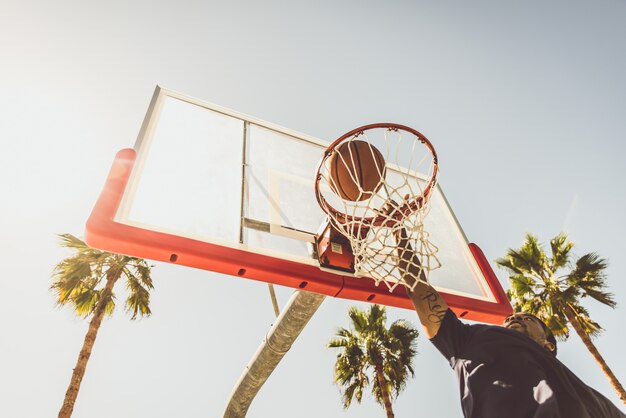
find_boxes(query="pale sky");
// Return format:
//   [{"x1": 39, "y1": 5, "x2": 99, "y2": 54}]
[{"x1": 1, "y1": 1, "x2": 625, "y2": 417}]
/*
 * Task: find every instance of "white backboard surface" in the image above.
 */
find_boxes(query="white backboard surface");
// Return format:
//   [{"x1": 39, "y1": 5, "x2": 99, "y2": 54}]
[
  {"x1": 86, "y1": 86, "x2": 512, "y2": 322},
  {"x1": 123, "y1": 88, "x2": 493, "y2": 300}
]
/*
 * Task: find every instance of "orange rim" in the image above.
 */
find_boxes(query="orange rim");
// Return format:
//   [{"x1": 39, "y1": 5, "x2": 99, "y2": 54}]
[{"x1": 314, "y1": 123, "x2": 439, "y2": 227}]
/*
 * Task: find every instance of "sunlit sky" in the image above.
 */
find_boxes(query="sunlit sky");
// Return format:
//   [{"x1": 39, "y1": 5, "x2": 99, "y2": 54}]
[{"x1": 1, "y1": 1, "x2": 625, "y2": 417}]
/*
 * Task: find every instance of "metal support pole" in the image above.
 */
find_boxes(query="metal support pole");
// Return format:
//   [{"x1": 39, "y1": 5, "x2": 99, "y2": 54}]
[{"x1": 222, "y1": 290, "x2": 325, "y2": 418}]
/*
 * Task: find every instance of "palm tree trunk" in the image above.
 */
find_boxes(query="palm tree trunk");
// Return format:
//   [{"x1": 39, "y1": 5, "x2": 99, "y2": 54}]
[
  {"x1": 58, "y1": 269, "x2": 121, "y2": 418},
  {"x1": 374, "y1": 363, "x2": 394, "y2": 418},
  {"x1": 563, "y1": 305, "x2": 626, "y2": 405}
]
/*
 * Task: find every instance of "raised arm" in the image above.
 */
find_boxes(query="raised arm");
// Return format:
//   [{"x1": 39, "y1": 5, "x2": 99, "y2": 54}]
[{"x1": 394, "y1": 228, "x2": 449, "y2": 338}]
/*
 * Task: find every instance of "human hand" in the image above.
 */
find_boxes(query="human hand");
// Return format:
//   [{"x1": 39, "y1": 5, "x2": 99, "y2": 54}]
[{"x1": 379, "y1": 195, "x2": 410, "y2": 234}]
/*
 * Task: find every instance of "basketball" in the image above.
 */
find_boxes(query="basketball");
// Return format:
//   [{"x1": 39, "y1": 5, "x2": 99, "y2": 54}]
[{"x1": 327, "y1": 140, "x2": 386, "y2": 201}]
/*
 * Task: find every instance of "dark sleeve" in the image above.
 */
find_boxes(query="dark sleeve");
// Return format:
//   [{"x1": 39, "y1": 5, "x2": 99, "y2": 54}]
[
  {"x1": 588, "y1": 387, "x2": 626, "y2": 417},
  {"x1": 429, "y1": 309, "x2": 476, "y2": 361}
]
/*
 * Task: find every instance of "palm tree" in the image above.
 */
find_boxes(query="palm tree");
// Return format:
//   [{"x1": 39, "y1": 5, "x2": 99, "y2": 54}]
[
  {"x1": 328, "y1": 304, "x2": 418, "y2": 418},
  {"x1": 495, "y1": 232, "x2": 625, "y2": 404},
  {"x1": 51, "y1": 234, "x2": 154, "y2": 418}
]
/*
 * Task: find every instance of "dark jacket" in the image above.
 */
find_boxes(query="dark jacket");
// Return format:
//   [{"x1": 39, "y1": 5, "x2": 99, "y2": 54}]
[{"x1": 431, "y1": 309, "x2": 625, "y2": 418}]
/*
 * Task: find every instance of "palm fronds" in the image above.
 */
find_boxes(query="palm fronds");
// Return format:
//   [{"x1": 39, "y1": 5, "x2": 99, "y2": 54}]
[
  {"x1": 51, "y1": 234, "x2": 154, "y2": 320},
  {"x1": 496, "y1": 232, "x2": 615, "y2": 340},
  {"x1": 328, "y1": 304, "x2": 418, "y2": 414}
]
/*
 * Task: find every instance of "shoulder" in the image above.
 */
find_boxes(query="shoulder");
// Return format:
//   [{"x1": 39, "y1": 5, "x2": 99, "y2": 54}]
[
  {"x1": 430, "y1": 309, "x2": 495, "y2": 339},
  {"x1": 429, "y1": 309, "x2": 498, "y2": 360}
]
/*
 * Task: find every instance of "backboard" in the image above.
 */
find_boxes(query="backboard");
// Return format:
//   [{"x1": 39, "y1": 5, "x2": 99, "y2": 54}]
[{"x1": 86, "y1": 86, "x2": 512, "y2": 324}]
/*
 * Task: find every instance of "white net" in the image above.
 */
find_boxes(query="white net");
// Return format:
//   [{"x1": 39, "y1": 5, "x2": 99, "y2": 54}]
[{"x1": 316, "y1": 124, "x2": 441, "y2": 291}]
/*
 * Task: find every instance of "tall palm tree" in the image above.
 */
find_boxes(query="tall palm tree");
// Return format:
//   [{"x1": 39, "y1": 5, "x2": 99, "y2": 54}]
[
  {"x1": 328, "y1": 304, "x2": 418, "y2": 418},
  {"x1": 51, "y1": 234, "x2": 154, "y2": 418},
  {"x1": 496, "y1": 232, "x2": 625, "y2": 404}
]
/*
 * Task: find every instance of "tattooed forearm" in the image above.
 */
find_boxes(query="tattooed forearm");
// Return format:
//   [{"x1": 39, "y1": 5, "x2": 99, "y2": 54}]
[
  {"x1": 391, "y1": 225, "x2": 448, "y2": 337},
  {"x1": 421, "y1": 290, "x2": 447, "y2": 324},
  {"x1": 406, "y1": 282, "x2": 449, "y2": 338}
]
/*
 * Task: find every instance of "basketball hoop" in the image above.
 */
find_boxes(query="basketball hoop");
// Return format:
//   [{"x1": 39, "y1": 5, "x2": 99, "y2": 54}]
[{"x1": 314, "y1": 123, "x2": 441, "y2": 291}]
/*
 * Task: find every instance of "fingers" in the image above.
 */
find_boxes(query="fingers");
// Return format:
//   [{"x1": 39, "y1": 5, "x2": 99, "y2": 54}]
[{"x1": 380, "y1": 194, "x2": 411, "y2": 216}]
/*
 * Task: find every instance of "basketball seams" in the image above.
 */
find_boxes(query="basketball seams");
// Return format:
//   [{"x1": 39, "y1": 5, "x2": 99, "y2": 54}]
[
  {"x1": 369, "y1": 142, "x2": 385, "y2": 186},
  {"x1": 351, "y1": 141, "x2": 364, "y2": 197},
  {"x1": 327, "y1": 140, "x2": 386, "y2": 202},
  {"x1": 333, "y1": 150, "x2": 350, "y2": 200}
]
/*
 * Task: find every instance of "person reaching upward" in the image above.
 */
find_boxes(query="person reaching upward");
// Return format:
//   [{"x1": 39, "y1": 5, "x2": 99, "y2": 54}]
[{"x1": 392, "y1": 223, "x2": 625, "y2": 418}]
